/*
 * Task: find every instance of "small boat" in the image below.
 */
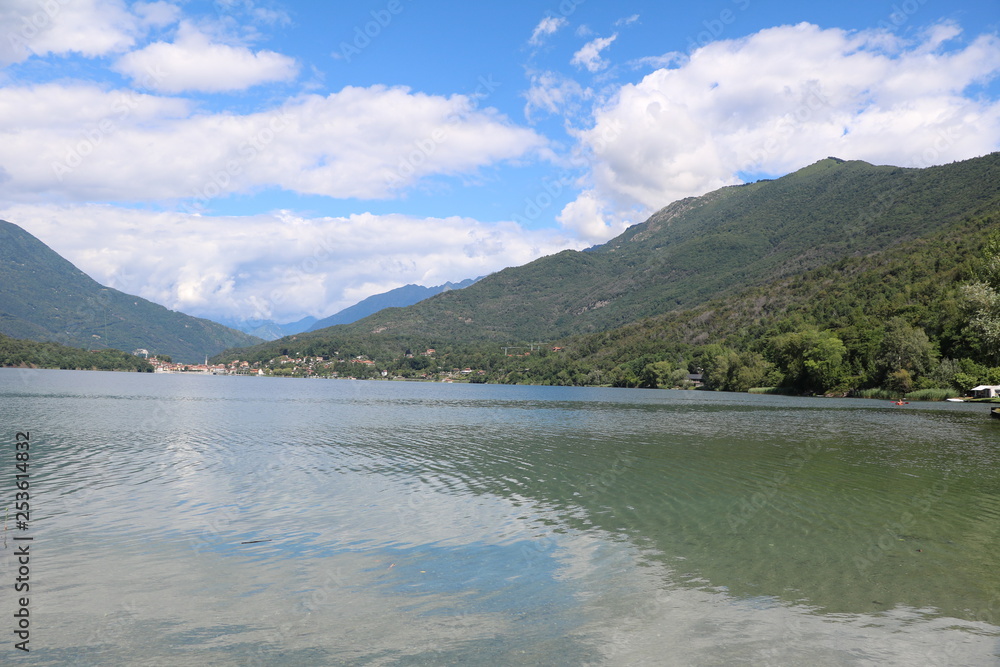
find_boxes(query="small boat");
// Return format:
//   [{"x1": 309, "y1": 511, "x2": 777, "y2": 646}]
[
  {"x1": 890, "y1": 400, "x2": 909, "y2": 406},
  {"x1": 946, "y1": 398, "x2": 964, "y2": 402}
]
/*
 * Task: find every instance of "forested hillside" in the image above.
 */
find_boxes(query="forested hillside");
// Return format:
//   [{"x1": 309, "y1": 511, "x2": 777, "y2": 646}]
[
  {"x1": 0, "y1": 220, "x2": 262, "y2": 362},
  {"x1": 211, "y1": 209, "x2": 1000, "y2": 396},
  {"x1": 326, "y1": 154, "x2": 1000, "y2": 342}
]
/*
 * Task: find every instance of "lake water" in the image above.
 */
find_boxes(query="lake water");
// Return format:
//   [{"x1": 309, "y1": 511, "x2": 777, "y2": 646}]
[{"x1": 1, "y1": 368, "x2": 999, "y2": 665}]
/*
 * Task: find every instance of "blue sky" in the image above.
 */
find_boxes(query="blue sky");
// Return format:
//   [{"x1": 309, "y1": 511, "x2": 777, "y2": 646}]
[{"x1": 1, "y1": 0, "x2": 998, "y2": 324}]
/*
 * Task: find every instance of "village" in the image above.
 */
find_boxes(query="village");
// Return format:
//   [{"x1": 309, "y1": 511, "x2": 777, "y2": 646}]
[{"x1": 144, "y1": 348, "x2": 489, "y2": 382}]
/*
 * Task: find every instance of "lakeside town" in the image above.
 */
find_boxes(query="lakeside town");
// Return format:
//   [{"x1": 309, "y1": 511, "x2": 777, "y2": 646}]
[{"x1": 145, "y1": 348, "x2": 490, "y2": 382}]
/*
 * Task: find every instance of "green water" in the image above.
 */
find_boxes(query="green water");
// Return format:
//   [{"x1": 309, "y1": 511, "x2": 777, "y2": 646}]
[{"x1": 1, "y1": 369, "x2": 997, "y2": 665}]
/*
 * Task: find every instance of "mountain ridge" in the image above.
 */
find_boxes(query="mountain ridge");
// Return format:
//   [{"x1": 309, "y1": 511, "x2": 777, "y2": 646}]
[
  {"x1": 0, "y1": 220, "x2": 262, "y2": 363},
  {"x1": 307, "y1": 153, "x2": 999, "y2": 343}
]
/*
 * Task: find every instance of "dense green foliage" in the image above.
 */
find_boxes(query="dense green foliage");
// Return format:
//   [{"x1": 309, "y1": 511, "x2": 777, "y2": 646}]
[
  {"x1": 214, "y1": 155, "x2": 1000, "y2": 397},
  {"x1": 326, "y1": 154, "x2": 1000, "y2": 342},
  {"x1": 0, "y1": 220, "x2": 262, "y2": 362},
  {"x1": 0, "y1": 333, "x2": 152, "y2": 372}
]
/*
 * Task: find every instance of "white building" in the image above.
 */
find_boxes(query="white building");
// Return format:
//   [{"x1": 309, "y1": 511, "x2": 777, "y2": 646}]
[{"x1": 970, "y1": 385, "x2": 1000, "y2": 399}]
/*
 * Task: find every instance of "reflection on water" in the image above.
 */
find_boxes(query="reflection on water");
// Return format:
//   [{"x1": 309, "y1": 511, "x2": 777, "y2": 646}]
[{"x1": 1, "y1": 369, "x2": 998, "y2": 665}]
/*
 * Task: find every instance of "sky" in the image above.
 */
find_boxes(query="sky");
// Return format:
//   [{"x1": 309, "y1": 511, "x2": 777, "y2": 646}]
[{"x1": 0, "y1": 0, "x2": 998, "y2": 326}]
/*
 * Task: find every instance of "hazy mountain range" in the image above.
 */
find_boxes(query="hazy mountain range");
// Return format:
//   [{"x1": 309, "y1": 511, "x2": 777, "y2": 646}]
[{"x1": 215, "y1": 278, "x2": 481, "y2": 340}]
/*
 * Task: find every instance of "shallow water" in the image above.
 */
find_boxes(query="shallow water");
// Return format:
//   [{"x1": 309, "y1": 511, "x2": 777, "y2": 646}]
[{"x1": 1, "y1": 369, "x2": 998, "y2": 665}]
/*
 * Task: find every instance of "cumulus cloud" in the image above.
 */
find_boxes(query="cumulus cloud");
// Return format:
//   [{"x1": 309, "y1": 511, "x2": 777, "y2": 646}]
[
  {"x1": 0, "y1": 204, "x2": 581, "y2": 322},
  {"x1": 0, "y1": 83, "x2": 546, "y2": 203},
  {"x1": 562, "y1": 22, "x2": 1000, "y2": 234},
  {"x1": 556, "y1": 189, "x2": 631, "y2": 243},
  {"x1": 132, "y1": 2, "x2": 182, "y2": 29},
  {"x1": 113, "y1": 22, "x2": 298, "y2": 93},
  {"x1": 571, "y1": 34, "x2": 617, "y2": 72},
  {"x1": 523, "y1": 70, "x2": 591, "y2": 121},
  {"x1": 0, "y1": 0, "x2": 141, "y2": 66},
  {"x1": 530, "y1": 16, "x2": 568, "y2": 46}
]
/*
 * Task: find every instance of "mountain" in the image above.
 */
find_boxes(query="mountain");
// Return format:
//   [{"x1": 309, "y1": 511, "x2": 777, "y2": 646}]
[
  {"x1": 318, "y1": 154, "x2": 1000, "y2": 342},
  {"x1": 215, "y1": 315, "x2": 317, "y2": 341},
  {"x1": 213, "y1": 280, "x2": 479, "y2": 341},
  {"x1": 211, "y1": 204, "x2": 1000, "y2": 397},
  {"x1": 0, "y1": 220, "x2": 262, "y2": 363},
  {"x1": 307, "y1": 278, "x2": 480, "y2": 331}
]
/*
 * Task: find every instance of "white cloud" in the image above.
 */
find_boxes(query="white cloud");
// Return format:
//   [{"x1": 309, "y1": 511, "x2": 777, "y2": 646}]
[
  {"x1": 132, "y1": 2, "x2": 182, "y2": 29},
  {"x1": 0, "y1": 204, "x2": 581, "y2": 322},
  {"x1": 214, "y1": 0, "x2": 292, "y2": 27},
  {"x1": 530, "y1": 16, "x2": 567, "y2": 46},
  {"x1": 571, "y1": 34, "x2": 617, "y2": 73},
  {"x1": 556, "y1": 189, "x2": 631, "y2": 243},
  {"x1": 113, "y1": 22, "x2": 299, "y2": 93},
  {"x1": 564, "y1": 22, "x2": 1000, "y2": 234},
  {"x1": 523, "y1": 71, "x2": 591, "y2": 121},
  {"x1": 0, "y1": 83, "x2": 546, "y2": 203},
  {"x1": 615, "y1": 15, "x2": 639, "y2": 27},
  {"x1": 0, "y1": 0, "x2": 141, "y2": 66}
]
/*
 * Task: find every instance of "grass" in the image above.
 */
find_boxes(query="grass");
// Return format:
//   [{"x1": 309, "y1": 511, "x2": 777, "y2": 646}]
[
  {"x1": 904, "y1": 388, "x2": 961, "y2": 401},
  {"x1": 854, "y1": 388, "x2": 897, "y2": 400},
  {"x1": 854, "y1": 387, "x2": 961, "y2": 401}
]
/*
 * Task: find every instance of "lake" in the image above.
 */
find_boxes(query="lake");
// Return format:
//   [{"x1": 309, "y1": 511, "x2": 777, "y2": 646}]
[{"x1": 1, "y1": 368, "x2": 998, "y2": 665}]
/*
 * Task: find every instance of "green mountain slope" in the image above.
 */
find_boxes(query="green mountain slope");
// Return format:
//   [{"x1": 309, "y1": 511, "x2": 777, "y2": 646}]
[
  {"x1": 0, "y1": 220, "x2": 262, "y2": 363},
  {"x1": 325, "y1": 154, "x2": 999, "y2": 342},
  {"x1": 212, "y1": 208, "x2": 1000, "y2": 395},
  {"x1": 533, "y1": 210, "x2": 998, "y2": 385}
]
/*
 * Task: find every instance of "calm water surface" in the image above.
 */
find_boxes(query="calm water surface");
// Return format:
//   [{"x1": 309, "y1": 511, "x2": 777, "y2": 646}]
[{"x1": 1, "y1": 368, "x2": 999, "y2": 665}]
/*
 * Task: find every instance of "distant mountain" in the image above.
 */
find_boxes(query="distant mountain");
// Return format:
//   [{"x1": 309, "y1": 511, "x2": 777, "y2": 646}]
[
  {"x1": 213, "y1": 280, "x2": 479, "y2": 341},
  {"x1": 0, "y1": 220, "x2": 262, "y2": 363},
  {"x1": 318, "y1": 154, "x2": 1000, "y2": 342},
  {"x1": 306, "y1": 278, "x2": 480, "y2": 331},
  {"x1": 215, "y1": 315, "x2": 317, "y2": 341}
]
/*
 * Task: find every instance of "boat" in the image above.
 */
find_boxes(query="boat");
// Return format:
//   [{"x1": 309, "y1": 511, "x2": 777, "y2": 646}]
[
  {"x1": 946, "y1": 398, "x2": 965, "y2": 402},
  {"x1": 890, "y1": 400, "x2": 909, "y2": 406}
]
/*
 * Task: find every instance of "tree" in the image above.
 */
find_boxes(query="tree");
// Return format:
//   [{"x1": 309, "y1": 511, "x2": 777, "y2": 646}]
[
  {"x1": 960, "y1": 231, "x2": 1000, "y2": 363},
  {"x1": 874, "y1": 318, "x2": 936, "y2": 384},
  {"x1": 702, "y1": 347, "x2": 775, "y2": 392},
  {"x1": 768, "y1": 329, "x2": 847, "y2": 393}
]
